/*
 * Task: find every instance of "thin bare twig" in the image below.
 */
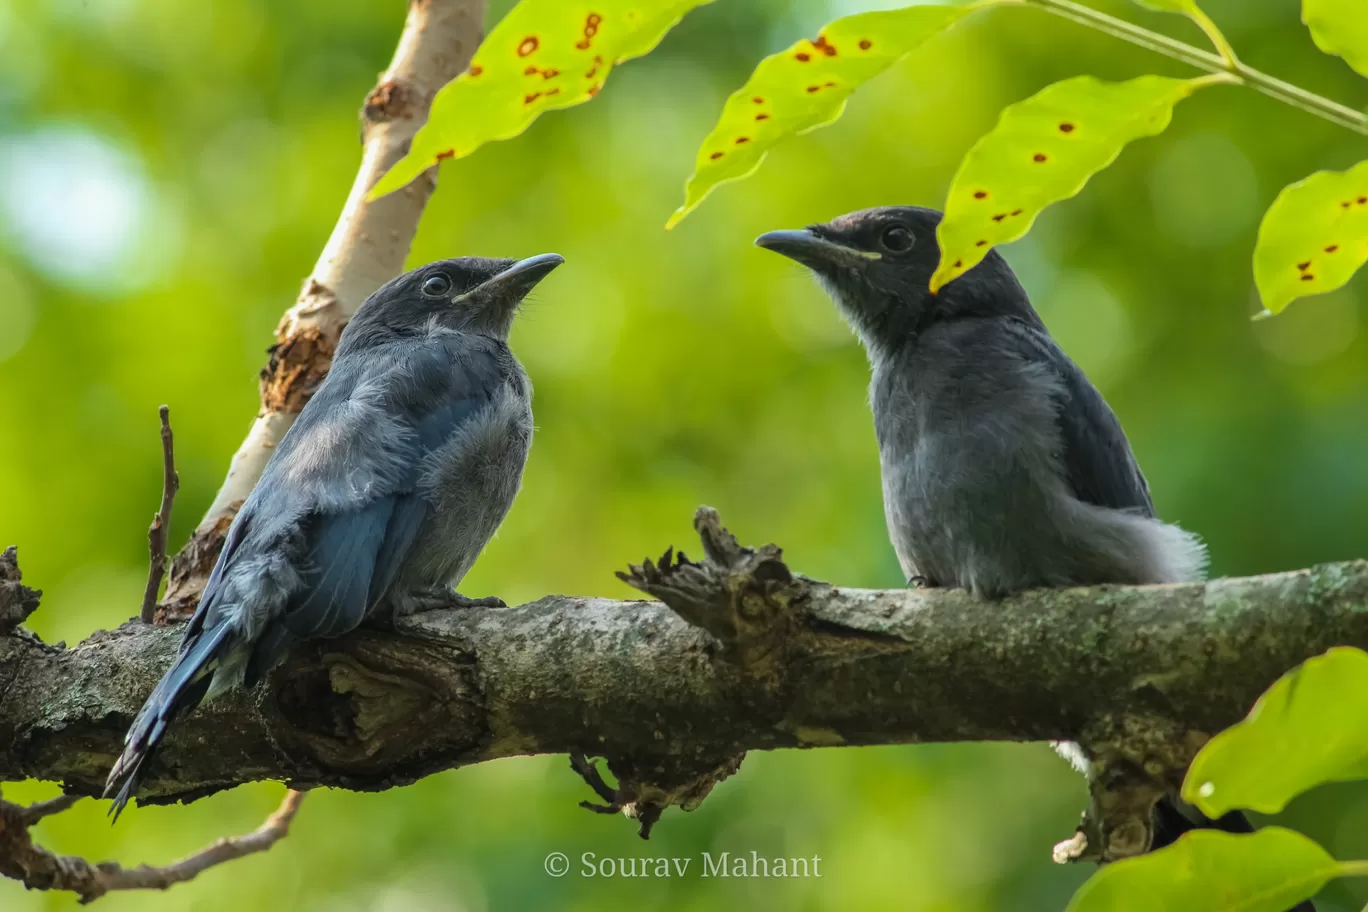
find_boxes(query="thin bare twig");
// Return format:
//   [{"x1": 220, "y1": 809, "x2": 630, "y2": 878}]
[
  {"x1": 140, "y1": 405, "x2": 179, "y2": 624},
  {"x1": 20, "y1": 795, "x2": 80, "y2": 825},
  {"x1": 0, "y1": 788, "x2": 305, "y2": 903}
]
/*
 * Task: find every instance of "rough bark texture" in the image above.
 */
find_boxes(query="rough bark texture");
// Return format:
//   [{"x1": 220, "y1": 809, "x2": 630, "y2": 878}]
[
  {"x1": 162, "y1": 0, "x2": 487, "y2": 620},
  {"x1": 3, "y1": 515, "x2": 1366, "y2": 859}
]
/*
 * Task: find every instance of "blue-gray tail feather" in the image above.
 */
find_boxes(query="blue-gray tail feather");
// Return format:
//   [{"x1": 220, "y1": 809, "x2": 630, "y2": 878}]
[{"x1": 104, "y1": 621, "x2": 235, "y2": 820}]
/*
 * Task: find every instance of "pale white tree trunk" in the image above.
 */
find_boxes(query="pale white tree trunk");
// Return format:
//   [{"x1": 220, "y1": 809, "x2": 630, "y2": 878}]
[{"x1": 163, "y1": 0, "x2": 487, "y2": 616}]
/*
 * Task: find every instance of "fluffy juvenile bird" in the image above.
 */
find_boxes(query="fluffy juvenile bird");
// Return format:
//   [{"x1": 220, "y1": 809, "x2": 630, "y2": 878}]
[
  {"x1": 106, "y1": 253, "x2": 563, "y2": 817},
  {"x1": 756, "y1": 206, "x2": 1205, "y2": 597},
  {"x1": 755, "y1": 208, "x2": 1309, "y2": 899}
]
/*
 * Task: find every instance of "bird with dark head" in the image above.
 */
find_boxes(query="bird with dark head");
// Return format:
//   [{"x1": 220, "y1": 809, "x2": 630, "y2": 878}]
[
  {"x1": 105, "y1": 253, "x2": 563, "y2": 819},
  {"x1": 758, "y1": 207, "x2": 1308, "y2": 907},
  {"x1": 758, "y1": 205, "x2": 1205, "y2": 597},
  {"x1": 757, "y1": 206, "x2": 1038, "y2": 359}
]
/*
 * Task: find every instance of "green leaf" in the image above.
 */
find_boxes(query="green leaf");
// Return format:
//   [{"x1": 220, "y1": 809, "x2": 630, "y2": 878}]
[
  {"x1": 1253, "y1": 161, "x2": 1368, "y2": 315},
  {"x1": 1066, "y1": 828, "x2": 1337, "y2": 912},
  {"x1": 1303, "y1": 0, "x2": 1368, "y2": 78},
  {"x1": 368, "y1": 0, "x2": 714, "y2": 201},
  {"x1": 1182, "y1": 647, "x2": 1368, "y2": 816},
  {"x1": 665, "y1": 5, "x2": 972, "y2": 230},
  {"x1": 931, "y1": 74, "x2": 1216, "y2": 293}
]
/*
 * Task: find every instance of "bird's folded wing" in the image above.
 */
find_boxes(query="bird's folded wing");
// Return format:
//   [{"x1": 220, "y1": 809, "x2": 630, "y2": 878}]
[
  {"x1": 1000, "y1": 319, "x2": 1155, "y2": 516},
  {"x1": 275, "y1": 340, "x2": 503, "y2": 639}
]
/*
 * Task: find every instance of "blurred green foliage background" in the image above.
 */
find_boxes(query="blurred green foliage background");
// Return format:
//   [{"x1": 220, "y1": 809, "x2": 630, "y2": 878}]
[{"x1": 1, "y1": 0, "x2": 1366, "y2": 909}]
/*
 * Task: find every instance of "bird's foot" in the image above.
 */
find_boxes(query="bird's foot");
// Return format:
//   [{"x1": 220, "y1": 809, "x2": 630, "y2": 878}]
[
  {"x1": 398, "y1": 586, "x2": 507, "y2": 615},
  {"x1": 446, "y1": 592, "x2": 507, "y2": 609},
  {"x1": 907, "y1": 575, "x2": 937, "y2": 588}
]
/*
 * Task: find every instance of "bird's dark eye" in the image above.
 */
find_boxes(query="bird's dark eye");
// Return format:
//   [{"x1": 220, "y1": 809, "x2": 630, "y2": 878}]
[
  {"x1": 881, "y1": 226, "x2": 914, "y2": 252},
  {"x1": 422, "y1": 274, "x2": 452, "y2": 297}
]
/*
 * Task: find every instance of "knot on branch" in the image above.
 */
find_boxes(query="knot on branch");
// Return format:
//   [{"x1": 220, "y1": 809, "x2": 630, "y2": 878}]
[
  {"x1": 617, "y1": 507, "x2": 808, "y2": 674},
  {"x1": 363, "y1": 79, "x2": 420, "y2": 123},
  {"x1": 260, "y1": 322, "x2": 338, "y2": 413},
  {"x1": 571, "y1": 751, "x2": 745, "y2": 840},
  {"x1": 1056, "y1": 717, "x2": 1207, "y2": 864},
  {"x1": 0, "y1": 547, "x2": 42, "y2": 636}
]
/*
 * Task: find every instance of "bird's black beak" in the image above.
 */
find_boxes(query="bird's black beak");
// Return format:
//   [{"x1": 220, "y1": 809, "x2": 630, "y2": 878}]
[
  {"x1": 469, "y1": 252, "x2": 565, "y2": 301},
  {"x1": 755, "y1": 229, "x2": 880, "y2": 270}
]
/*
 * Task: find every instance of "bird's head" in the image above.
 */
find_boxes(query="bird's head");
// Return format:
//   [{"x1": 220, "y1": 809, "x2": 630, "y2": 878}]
[
  {"x1": 756, "y1": 206, "x2": 1034, "y2": 355},
  {"x1": 345, "y1": 254, "x2": 564, "y2": 346}
]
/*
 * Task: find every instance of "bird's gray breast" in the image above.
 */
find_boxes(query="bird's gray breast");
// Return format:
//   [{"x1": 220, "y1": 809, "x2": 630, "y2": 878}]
[
  {"x1": 870, "y1": 327, "x2": 1068, "y2": 591},
  {"x1": 405, "y1": 374, "x2": 534, "y2": 588}
]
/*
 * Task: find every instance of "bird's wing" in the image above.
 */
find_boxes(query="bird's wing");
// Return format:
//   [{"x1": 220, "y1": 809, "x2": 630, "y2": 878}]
[
  {"x1": 271, "y1": 338, "x2": 505, "y2": 643},
  {"x1": 999, "y1": 318, "x2": 1155, "y2": 516}
]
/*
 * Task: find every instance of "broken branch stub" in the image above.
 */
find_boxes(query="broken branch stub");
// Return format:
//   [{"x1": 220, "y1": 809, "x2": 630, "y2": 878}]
[
  {"x1": 0, "y1": 547, "x2": 41, "y2": 636},
  {"x1": 569, "y1": 751, "x2": 746, "y2": 840},
  {"x1": 592, "y1": 507, "x2": 803, "y2": 836},
  {"x1": 617, "y1": 506, "x2": 809, "y2": 675}
]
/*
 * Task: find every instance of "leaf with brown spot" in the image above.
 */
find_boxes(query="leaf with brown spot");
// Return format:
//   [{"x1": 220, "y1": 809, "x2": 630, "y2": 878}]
[
  {"x1": 368, "y1": 0, "x2": 714, "y2": 200},
  {"x1": 667, "y1": 5, "x2": 972, "y2": 228},
  {"x1": 931, "y1": 74, "x2": 1217, "y2": 292},
  {"x1": 1254, "y1": 159, "x2": 1368, "y2": 314}
]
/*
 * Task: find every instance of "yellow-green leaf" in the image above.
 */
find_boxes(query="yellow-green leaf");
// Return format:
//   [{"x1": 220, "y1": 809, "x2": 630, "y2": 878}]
[
  {"x1": 1066, "y1": 828, "x2": 1337, "y2": 912},
  {"x1": 666, "y1": 5, "x2": 972, "y2": 230},
  {"x1": 1182, "y1": 647, "x2": 1368, "y2": 817},
  {"x1": 1253, "y1": 161, "x2": 1368, "y2": 315},
  {"x1": 1304, "y1": 0, "x2": 1368, "y2": 78},
  {"x1": 931, "y1": 75, "x2": 1216, "y2": 293},
  {"x1": 368, "y1": 0, "x2": 713, "y2": 201}
]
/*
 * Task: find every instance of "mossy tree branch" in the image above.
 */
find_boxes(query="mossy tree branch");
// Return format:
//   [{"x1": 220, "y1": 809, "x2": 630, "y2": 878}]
[{"x1": 2, "y1": 512, "x2": 1365, "y2": 864}]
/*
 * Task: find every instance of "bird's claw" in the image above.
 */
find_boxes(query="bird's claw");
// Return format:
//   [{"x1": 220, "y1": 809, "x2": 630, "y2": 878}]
[
  {"x1": 401, "y1": 587, "x2": 507, "y2": 614},
  {"x1": 446, "y1": 592, "x2": 507, "y2": 609}
]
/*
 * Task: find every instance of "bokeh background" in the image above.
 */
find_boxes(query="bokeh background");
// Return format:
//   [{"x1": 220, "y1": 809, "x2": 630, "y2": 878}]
[{"x1": 2, "y1": 0, "x2": 1366, "y2": 908}]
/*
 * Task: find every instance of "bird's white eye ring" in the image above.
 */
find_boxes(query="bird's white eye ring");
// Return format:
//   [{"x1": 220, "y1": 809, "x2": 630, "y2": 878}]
[
  {"x1": 881, "y1": 226, "x2": 914, "y2": 252},
  {"x1": 422, "y1": 274, "x2": 453, "y2": 297}
]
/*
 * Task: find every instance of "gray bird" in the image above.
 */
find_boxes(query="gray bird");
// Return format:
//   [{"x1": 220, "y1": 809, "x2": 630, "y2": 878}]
[
  {"x1": 756, "y1": 207, "x2": 1309, "y2": 907},
  {"x1": 756, "y1": 207, "x2": 1205, "y2": 597},
  {"x1": 106, "y1": 253, "x2": 563, "y2": 817}
]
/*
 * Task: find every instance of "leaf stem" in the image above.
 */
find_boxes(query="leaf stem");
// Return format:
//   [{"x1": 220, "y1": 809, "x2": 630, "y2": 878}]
[
  {"x1": 1008, "y1": 0, "x2": 1368, "y2": 135},
  {"x1": 1187, "y1": 6, "x2": 1239, "y2": 68},
  {"x1": 1340, "y1": 860, "x2": 1368, "y2": 880}
]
